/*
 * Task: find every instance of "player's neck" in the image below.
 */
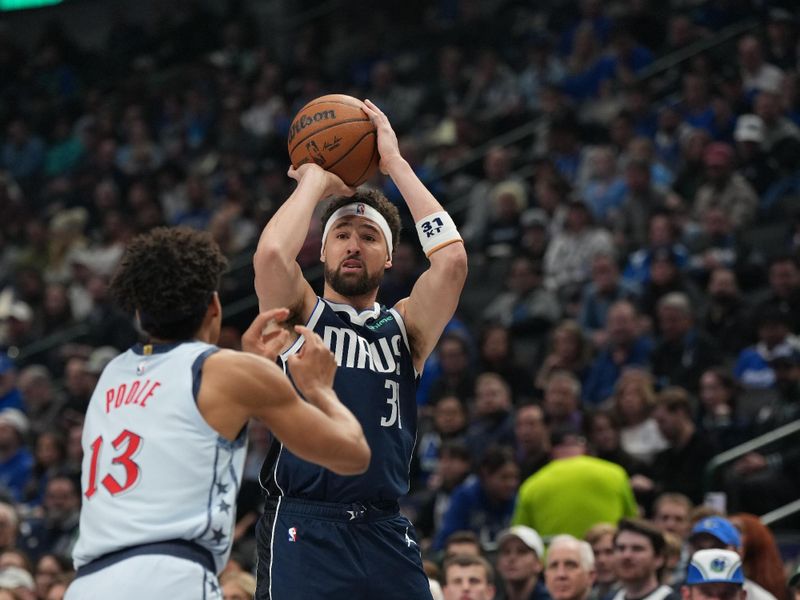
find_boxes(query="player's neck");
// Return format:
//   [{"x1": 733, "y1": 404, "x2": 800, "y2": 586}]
[{"x1": 323, "y1": 284, "x2": 379, "y2": 311}]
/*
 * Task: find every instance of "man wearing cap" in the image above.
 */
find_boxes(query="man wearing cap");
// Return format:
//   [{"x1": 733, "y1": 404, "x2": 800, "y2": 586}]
[
  {"x1": 688, "y1": 517, "x2": 776, "y2": 600},
  {"x1": 694, "y1": 142, "x2": 758, "y2": 229},
  {"x1": 545, "y1": 534, "x2": 596, "y2": 600},
  {"x1": 495, "y1": 525, "x2": 550, "y2": 600},
  {"x1": 733, "y1": 114, "x2": 778, "y2": 195},
  {"x1": 682, "y1": 548, "x2": 746, "y2": 600}
]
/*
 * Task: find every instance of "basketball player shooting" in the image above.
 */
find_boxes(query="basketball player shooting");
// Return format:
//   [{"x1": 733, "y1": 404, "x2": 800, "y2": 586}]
[
  {"x1": 252, "y1": 99, "x2": 468, "y2": 599},
  {"x1": 65, "y1": 227, "x2": 369, "y2": 600}
]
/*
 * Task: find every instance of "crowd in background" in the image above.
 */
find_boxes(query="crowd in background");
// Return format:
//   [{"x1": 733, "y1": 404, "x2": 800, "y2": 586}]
[{"x1": 0, "y1": 0, "x2": 800, "y2": 598}]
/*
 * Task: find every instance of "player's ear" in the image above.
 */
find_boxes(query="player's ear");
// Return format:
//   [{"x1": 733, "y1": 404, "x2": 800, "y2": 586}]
[{"x1": 384, "y1": 255, "x2": 392, "y2": 269}]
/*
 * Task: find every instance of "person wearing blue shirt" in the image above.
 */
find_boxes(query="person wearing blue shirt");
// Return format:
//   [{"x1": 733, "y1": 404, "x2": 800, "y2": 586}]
[
  {"x1": 0, "y1": 358, "x2": 24, "y2": 413},
  {"x1": 583, "y1": 300, "x2": 653, "y2": 405},
  {"x1": 433, "y1": 447, "x2": 520, "y2": 552},
  {"x1": 0, "y1": 409, "x2": 33, "y2": 503}
]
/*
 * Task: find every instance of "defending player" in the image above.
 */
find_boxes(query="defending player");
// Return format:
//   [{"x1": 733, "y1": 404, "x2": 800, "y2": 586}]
[
  {"x1": 252, "y1": 99, "x2": 468, "y2": 599},
  {"x1": 65, "y1": 227, "x2": 369, "y2": 600}
]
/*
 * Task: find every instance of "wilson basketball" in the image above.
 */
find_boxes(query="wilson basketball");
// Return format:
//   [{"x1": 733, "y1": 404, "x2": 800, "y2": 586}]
[{"x1": 287, "y1": 94, "x2": 379, "y2": 187}]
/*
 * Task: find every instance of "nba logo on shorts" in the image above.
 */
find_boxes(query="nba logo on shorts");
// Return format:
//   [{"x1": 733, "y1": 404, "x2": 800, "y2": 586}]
[
  {"x1": 288, "y1": 527, "x2": 297, "y2": 542},
  {"x1": 356, "y1": 203, "x2": 365, "y2": 215}
]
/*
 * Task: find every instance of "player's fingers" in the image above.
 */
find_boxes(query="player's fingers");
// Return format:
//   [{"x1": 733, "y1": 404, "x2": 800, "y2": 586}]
[{"x1": 294, "y1": 325, "x2": 321, "y2": 348}]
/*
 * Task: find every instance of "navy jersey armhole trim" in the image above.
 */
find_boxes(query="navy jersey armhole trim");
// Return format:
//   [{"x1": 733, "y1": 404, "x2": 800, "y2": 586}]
[{"x1": 191, "y1": 347, "x2": 221, "y2": 403}]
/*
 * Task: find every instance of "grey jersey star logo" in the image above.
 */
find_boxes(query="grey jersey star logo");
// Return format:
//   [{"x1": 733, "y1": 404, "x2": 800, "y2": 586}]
[
  {"x1": 218, "y1": 499, "x2": 231, "y2": 513},
  {"x1": 215, "y1": 482, "x2": 229, "y2": 495},
  {"x1": 404, "y1": 527, "x2": 418, "y2": 548}
]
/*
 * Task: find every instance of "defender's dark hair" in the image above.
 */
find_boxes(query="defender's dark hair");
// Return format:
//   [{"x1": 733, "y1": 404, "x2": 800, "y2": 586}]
[
  {"x1": 321, "y1": 189, "x2": 402, "y2": 252},
  {"x1": 615, "y1": 517, "x2": 666, "y2": 557},
  {"x1": 109, "y1": 227, "x2": 228, "y2": 341}
]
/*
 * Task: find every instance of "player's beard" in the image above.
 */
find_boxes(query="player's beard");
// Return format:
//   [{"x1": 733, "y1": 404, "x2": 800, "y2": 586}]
[{"x1": 325, "y1": 260, "x2": 383, "y2": 297}]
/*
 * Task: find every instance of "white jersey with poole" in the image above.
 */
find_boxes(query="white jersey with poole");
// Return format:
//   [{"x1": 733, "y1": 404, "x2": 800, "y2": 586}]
[{"x1": 72, "y1": 341, "x2": 246, "y2": 574}]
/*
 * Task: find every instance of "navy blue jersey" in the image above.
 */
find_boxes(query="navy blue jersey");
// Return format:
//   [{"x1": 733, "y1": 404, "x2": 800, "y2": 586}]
[{"x1": 261, "y1": 298, "x2": 419, "y2": 503}]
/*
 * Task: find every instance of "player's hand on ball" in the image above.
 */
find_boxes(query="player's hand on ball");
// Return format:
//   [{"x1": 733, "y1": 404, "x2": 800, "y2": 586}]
[
  {"x1": 362, "y1": 99, "x2": 403, "y2": 175},
  {"x1": 287, "y1": 325, "x2": 337, "y2": 397},
  {"x1": 287, "y1": 163, "x2": 356, "y2": 199},
  {"x1": 241, "y1": 307, "x2": 291, "y2": 361}
]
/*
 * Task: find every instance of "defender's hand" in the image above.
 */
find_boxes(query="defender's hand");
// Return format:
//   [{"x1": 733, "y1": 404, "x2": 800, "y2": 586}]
[
  {"x1": 286, "y1": 325, "x2": 338, "y2": 399},
  {"x1": 241, "y1": 308, "x2": 291, "y2": 361}
]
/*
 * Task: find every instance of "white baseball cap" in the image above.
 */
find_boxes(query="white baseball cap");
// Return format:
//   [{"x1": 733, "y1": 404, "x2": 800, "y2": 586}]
[
  {"x1": 734, "y1": 114, "x2": 765, "y2": 144},
  {"x1": 496, "y1": 525, "x2": 545, "y2": 557}
]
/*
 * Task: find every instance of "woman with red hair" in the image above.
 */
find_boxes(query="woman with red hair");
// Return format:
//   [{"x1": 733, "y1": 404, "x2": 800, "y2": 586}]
[{"x1": 730, "y1": 513, "x2": 787, "y2": 600}]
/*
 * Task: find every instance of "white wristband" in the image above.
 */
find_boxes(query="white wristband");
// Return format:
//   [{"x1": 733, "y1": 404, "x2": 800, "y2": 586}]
[{"x1": 416, "y1": 211, "x2": 463, "y2": 257}]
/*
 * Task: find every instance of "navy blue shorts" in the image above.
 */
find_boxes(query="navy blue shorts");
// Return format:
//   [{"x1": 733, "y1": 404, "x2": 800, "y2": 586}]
[{"x1": 255, "y1": 497, "x2": 433, "y2": 600}]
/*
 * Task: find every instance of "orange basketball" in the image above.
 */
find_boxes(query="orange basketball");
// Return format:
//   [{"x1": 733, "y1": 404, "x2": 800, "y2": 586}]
[{"x1": 287, "y1": 94, "x2": 379, "y2": 187}]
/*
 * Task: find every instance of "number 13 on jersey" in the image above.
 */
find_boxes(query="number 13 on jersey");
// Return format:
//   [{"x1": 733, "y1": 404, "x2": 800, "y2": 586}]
[{"x1": 84, "y1": 429, "x2": 144, "y2": 499}]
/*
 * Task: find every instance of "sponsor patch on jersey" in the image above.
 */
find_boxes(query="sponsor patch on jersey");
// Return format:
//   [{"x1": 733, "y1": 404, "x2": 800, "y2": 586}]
[{"x1": 365, "y1": 314, "x2": 394, "y2": 330}]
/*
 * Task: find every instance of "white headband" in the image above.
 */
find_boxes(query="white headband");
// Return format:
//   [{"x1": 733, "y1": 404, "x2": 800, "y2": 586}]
[{"x1": 321, "y1": 202, "x2": 393, "y2": 257}]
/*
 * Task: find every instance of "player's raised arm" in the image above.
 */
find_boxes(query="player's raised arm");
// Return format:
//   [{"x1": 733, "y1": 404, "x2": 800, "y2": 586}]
[
  {"x1": 200, "y1": 330, "x2": 370, "y2": 476},
  {"x1": 253, "y1": 164, "x2": 355, "y2": 320},
  {"x1": 362, "y1": 99, "x2": 468, "y2": 371}
]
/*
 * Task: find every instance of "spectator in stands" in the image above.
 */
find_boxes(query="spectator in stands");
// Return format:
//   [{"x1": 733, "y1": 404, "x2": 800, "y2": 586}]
[
  {"x1": 638, "y1": 247, "x2": 703, "y2": 327},
  {"x1": 535, "y1": 320, "x2": 591, "y2": 392},
  {"x1": 732, "y1": 114, "x2": 779, "y2": 195},
  {"x1": 756, "y1": 346, "x2": 800, "y2": 431},
  {"x1": 693, "y1": 142, "x2": 758, "y2": 230},
  {"x1": 414, "y1": 441, "x2": 472, "y2": 544},
  {"x1": 427, "y1": 334, "x2": 475, "y2": 406},
  {"x1": 701, "y1": 269, "x2": 751, "y2": 358},
  {"x1": 17, "y1": 366, "x2": 66, "y2": 436},
  {"x1": 672, "y1": 129, "x2": 712, "y2": 206},
  {"x1": 681, "y1": 548, "x2": 746, "y2": 600},
  {"x1": 482, "y1": 181, "x2": 528, "y2": 258},
  {"x1": 583, "y1": 300, "x2": 653, "y2": 405},
  {"x1": 478, "y1": 323, "x2": 536, "y2": 401},
  {"x1": 753, "y1": 90, "x2": 800, "y2": 152},
  {"x1": 442, "y1": 554, "x2": 496, "y2": 600},
  {"x1": 442, "y1": 530, "x2": 483, "y2": 560},
  {"x1": 483, "y1": 256, "x2": 561, "y2": 364},
  {"x1": 752, "y1": 255, "x2": 800, "y2": 334},
  {"x1": 542, "y1": 370, "x2": 585, "y2": 432},
  {"x1": 687, "y1": 516, "x2": 777, "y2": 600},
  {"x1": 378, "y1": 240, "x2": 423, "y2": 308},
  {"x1": 611, "y1": 369, "x2": 668, "y2": 465},
  {"x1": 19, "y1": 474, "x2": 79, "y2": 563},
  {"x1": 585, "y1": 410, "x2": 647, "y2": 478},
  {"x1": 0, "y1": 409, "x2": 33, "y2": 503},
  {"x1": 461, "y1": 146, "x2": 519, "y2": 249},
  {"x1": 513, "y1": 403, "x2": 550, "y2": 479},
  {"x1": 578, "y1": 255, "x2": 639, "y2": 348},
  {"x1": 738, "y1": 35, "x2": 785, "y2": 98},
  {"x1": 651, "y1": 292, "x2": 723, "y2": 392},
  {"x1": 433, "y1": 446, "x2": 520, "y2": 552},
  {"x1": 513, "y1": 427, "x2": 637, "y2": 538},
  {"x1": 465, "y1": 373, "x2": 516, "y2": 461},
  {"x1": 585, "y1": 523, "x2": 619, "y2": 600},
  {"x1": 729, "y1": 514, "x2": 787, "y2": 600},
  {"x1": 652, "y1": 493, "x2": 693, "y2": 542},
  {"x1": 763, "y1": 9, "x2": 798, "y2": 71},
  {"x1": 614, "y1": 160, "x2": 668, "y2": 255},
  {"x1": 734, "y1": 307, "x2": 800, "y2": 390},
  {"x1": 697, "y1": 368, "x2": 751, "y2": 451},
  {"x1": 580, "y1": 146, "x2": 626, "y2": 226},
  {"x1": 495, "y1": 525, "x2": 549, "y2": 600},
  {"x1": 623, "y1": 211, "x2": 688, "y2": 289},
  {"x1": 33, "y1": 553, "x2": 72, "y2": 600},
  {"x1": 415, "y1": 394, "x2": 468, "y2": 488},
  {"x1": 644, "y1": 387, "x2": 718, "y2": 505},
  {"x1": 612, "y1": 518, "x2": 677, "y2": 600},
  {"x1": 545, "y1": 534, "x2": 596, "y2": 600},
  {"x1": 544, "y1": 200, "x2": 614, "y2": 303},
  {"x1": 685, "y1": 206, "x2": 758, "y2": 290}
]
